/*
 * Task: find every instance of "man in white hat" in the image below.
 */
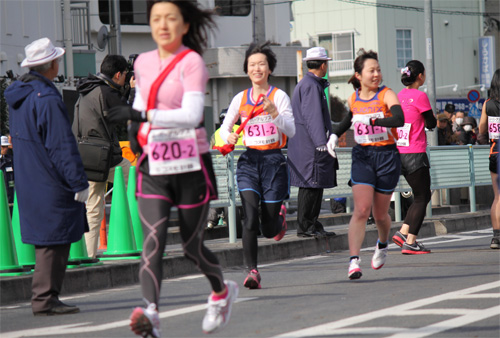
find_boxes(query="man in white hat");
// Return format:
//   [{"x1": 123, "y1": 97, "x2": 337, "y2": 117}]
[
  {"x1": 4, "y1": 37, "x2": 89, "y2": 316},
  {"x1": 287, "y1": 47, "x2": 338, "y2": 238}
]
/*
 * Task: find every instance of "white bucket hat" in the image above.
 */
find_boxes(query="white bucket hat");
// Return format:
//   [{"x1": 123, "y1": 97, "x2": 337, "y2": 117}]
[
  {"x1": 21, "y1": 37, "x2": 65, "y2": 68},
  {"x1": 303, "y1": 47, "x2": 332, "y2": 61}
]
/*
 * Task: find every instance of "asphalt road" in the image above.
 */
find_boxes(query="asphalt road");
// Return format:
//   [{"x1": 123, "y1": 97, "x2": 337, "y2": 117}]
[{"x1": 1, "y1": 228, "x2": 499, "y2": 338}]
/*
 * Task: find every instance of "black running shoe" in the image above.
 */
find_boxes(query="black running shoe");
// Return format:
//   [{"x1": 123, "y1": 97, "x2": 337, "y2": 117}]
[
  {"x1": 491, "y1": 237, "x2": 499, "y2": 249},
  {"x1": 402, "y1": 242, "x2": 431, "y2": 255},
  {"x1": 392, "y1": 231, "x2": 407, "y2": 247}
]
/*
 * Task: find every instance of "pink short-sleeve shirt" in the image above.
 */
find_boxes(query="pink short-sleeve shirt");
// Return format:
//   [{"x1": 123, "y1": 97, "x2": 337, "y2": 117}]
[{"x1": 397, "y1": 88, "x2": 432, "y2": 153}]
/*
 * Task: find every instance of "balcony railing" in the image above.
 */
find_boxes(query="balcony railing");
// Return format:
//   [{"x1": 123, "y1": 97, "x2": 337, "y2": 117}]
[{"x1": 328, "y1": 59, "x2": 354, "y2": 77}]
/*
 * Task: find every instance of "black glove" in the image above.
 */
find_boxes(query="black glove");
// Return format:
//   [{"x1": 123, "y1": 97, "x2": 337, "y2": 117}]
[
  {"x1": 128, "y1": 121, "x2": 143, "y2": 154},
  {"x1": 106, "y1": 105, "x2": 147, "y2": 125}
]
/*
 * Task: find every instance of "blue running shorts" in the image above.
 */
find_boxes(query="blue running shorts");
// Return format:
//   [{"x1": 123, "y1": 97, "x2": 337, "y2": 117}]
[
  {"x1": 350, "y1": 144, "x2": 401, "y2": 194},
  {"x1": 236, "y1": 148, "x2": 289, "y2": 203}
]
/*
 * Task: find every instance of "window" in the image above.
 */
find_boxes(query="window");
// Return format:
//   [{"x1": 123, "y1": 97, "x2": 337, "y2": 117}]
[
  {"x1": 215, "y1": 0, "x2": 251, "y2": 16},
  {"x1": 396, "y1": 29, "x2": 412, "y2": 68},
  {"x1": 98, "y1": 0, "x2": 147, "y2": 25},
  {"x1": 318, "y1": 31, "x2": 355, "y2": 76}
]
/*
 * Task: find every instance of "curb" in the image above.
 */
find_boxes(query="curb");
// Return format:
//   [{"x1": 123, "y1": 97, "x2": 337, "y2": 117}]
[{"x1": 0, "y1": 209, "x2": 492, "y2": 305}]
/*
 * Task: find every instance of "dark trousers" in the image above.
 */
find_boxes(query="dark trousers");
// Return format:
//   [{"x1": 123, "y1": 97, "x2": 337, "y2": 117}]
[
  {"x1": 297, "y1": 187, "x2": 324, "y2": 234},
  {"x1": 31, "y1": 244, "x2": 71, "y2": 312}
]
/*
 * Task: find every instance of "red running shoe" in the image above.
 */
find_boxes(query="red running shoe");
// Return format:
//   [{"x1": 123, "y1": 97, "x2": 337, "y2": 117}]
[
  {"x1": 243, "y1": 269, "x2": 261, "y2": 289},
  {"x1": 130, "y1": 303, "x2": 161, "y2": 338},
  {"x1": 392, "y1": 231, "x2": 407, "y2": 247},
  {"x1": 274, "y1": 204, "x2": 287, "y2": 241}
]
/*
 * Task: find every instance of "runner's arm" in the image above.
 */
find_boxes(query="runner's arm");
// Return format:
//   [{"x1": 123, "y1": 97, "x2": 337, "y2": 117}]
[
  {"x1": 423, "y1": 109, "x2": 437, "y2": 129},
  {"x1": 371, "y1": 89, "x2": 404, "y2": 128},
  {"x1": 271, "y1": 90, "x2": 295, "y2": 137},
  {"x1": 132, "y1": 84, "x2": 204, "y2": 128},
  {"x1": 331, "y1": 110, "x2": 353, "y2": 137},
  {"x1": 478, "y1": 100, "x2": 488, "y2": 135},
  {"x1": 219, "y1": 92, "x2": 243, "y2": 144}
]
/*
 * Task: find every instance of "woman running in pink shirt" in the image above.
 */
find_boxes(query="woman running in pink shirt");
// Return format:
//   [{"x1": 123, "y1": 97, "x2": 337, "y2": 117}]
[
  {"x1": 107, "y1": 1, "x2": 237, "y2": 337},
  {"x1": 392, "y1": 60, "x2": 437, "y2": 254}
]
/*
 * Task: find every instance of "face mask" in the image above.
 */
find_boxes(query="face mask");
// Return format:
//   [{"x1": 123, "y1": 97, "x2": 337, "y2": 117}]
[
  {"x1": 463, "y1": 125, "x2": 472, "y2": 132},
  {"x1": 455, "y1": 118, "x2": 463, "y2": 125}
]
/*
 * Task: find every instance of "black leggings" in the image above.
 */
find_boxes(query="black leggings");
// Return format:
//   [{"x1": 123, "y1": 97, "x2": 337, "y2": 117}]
[
  {"x1": 138, "y1": 197, "x2": 225, "y2": 306},
  {"x1": 403, "y1": 166, "x2": 432, "y2": 235},
  {"x1": 240, "y1": 190, "x2": 283, "y2": 271}
]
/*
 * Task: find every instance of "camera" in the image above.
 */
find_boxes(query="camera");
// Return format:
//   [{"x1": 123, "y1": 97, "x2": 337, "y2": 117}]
[{"x1": 124, "y1": 54, "x2": 139, "y2": 100}]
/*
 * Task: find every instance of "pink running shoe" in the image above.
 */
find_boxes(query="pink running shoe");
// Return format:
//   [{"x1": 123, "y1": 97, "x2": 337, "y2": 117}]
[
  {"x1": 243, "y1": 269, "x2": 261, "y2": 289},
  {"x1": 274, "y1": 204, "x2": 287, "y2": 241},
  {"x1": 348, "y1": 258, "x2": 362, "y2": 280},
  {"x1": 130, "y1": 303, "x2": 161, "y2": 338},
  {"x1": 202, "y1": 280, "x2": 239, "y2": 334}
]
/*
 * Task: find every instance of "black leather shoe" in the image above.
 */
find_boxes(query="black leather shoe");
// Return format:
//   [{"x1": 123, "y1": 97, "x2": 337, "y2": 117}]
[
  {"x1": 33, "y1": 302, "x2": 80, "y2": 316},
  {"x1": 297, "y1": 230, "x2": 317, "y2": 237},
  {"x1": 297, "y1": 231, "x2": 312, "y2": 238},
  {"x1": 318, "y1": 230, "x2": 336, "y2": 237}
]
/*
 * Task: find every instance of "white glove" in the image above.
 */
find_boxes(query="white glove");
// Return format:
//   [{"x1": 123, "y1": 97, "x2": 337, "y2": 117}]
[
  {"x1": 351, "y1": 114, "x2": 372, "y2": 126},
  {"x1": 316, "y1": 145, "x2": 327, "y2": 152},
  {"x1": 327, "y1": 134, "x2": 338, "y2": 158},
  {"x1": 74, "y1": 187, "x2": 89, "y2": 203}
]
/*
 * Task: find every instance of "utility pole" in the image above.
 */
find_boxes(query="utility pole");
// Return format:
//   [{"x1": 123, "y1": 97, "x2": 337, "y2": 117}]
[
  {"x1": 424, "y1": 0, "x2": 440, "y2": 210},
  {"x1": 108, "y1": 0, "x2": 122, "y2": 55},
  {"x1": 253, "y1": 0, "x2": 266, "y2": 43},
  {"x1": 424, "y1": 0, "x2": 437, "y2": 146},
  {"x1": 63, "y1": 0, "x2": 74, "y2": 83}
]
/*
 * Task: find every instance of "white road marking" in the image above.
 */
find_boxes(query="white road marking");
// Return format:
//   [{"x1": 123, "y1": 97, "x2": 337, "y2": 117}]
[
  {"x1": 1, "y1": 297, "x2": 257, "y2": 338},
  {"x1": 274, "y1": 281, "x2": 500, "y2": 338}
]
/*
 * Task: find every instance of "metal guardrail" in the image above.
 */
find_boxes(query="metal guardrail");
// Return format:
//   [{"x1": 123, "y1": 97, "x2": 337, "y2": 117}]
[{"x1": 209, "y1": 145, "x2": 491, "y2": 243}]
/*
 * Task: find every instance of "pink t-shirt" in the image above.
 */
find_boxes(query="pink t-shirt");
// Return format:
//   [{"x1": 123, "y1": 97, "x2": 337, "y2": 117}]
[
  {"x1": 134, "y1": 45, "x2": 209, "y2": 153},
  {"x1": 397, "y1": 88, "x2": 432, "y2": 153}
]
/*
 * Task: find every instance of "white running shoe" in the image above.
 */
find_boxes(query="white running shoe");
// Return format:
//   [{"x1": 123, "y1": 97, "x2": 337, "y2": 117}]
[
  {"x1": 202, "y1": 280, "x2": 239, "y2": 334},
  {"x1": 348, "y1": 258, "x2": 362, "y2": 280},
  {"x1": 371, "y1": 244, "x2": 388, "y2": 270},
  {"x1": 130, "y1": 303, "x2": 161, "y2": 338}
]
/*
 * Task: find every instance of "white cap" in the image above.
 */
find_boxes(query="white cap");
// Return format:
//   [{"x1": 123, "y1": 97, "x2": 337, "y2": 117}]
[
  {"x1": 21, "y1": 37, "x2": 65, "y2": 68},
  {"x1": 1, "y1": 136, "x2": 11, "y2": 146},
  {"x1": 303, "y1": 47, "x2": 332, "y2": 61}
]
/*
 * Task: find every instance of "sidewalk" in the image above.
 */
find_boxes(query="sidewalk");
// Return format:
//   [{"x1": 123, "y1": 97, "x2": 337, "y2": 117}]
[{"x1": 0, "y1": 205, "x2": 492, "y2": 305}]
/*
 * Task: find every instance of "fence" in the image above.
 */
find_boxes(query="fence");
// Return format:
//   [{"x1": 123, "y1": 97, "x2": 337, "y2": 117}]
[{"x1": 210, "y1": 145, "x2": 491, "y2": 243}]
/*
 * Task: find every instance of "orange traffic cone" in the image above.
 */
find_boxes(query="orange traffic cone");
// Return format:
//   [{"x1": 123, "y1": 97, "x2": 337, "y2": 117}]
[{"x1": 98, "y1": 202, "x2": 107, "y2": 250}]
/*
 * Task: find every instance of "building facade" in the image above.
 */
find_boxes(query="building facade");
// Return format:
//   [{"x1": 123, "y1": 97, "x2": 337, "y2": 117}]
[{"x1": 290, "y1": 0, "x2": 498, "y2": 113}]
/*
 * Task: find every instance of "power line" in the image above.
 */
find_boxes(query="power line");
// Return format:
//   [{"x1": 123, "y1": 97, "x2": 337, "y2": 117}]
[{"x1": 338, "y1": 0, "x2": 499, "y2": 16}]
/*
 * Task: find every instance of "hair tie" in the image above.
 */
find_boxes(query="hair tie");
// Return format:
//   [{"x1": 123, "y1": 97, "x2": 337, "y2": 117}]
[{"x1": 401, "y1": 67, "x2": 411, "y2": 76}]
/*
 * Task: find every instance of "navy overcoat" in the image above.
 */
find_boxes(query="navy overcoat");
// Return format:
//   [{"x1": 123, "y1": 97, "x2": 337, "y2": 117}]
[
  {"x1": 287, "y1": 72, "x2": 338, "y2": 188},
  {"x1": 5, "y1": 71, "x2": 89, "y2": 245}
]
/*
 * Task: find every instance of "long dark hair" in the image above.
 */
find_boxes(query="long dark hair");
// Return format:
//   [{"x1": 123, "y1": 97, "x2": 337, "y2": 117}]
[
  {"x1": 490, "y1": 68, "x2": 500, "y2": 101},
  {"x1": 146, "y1": 0, "x2": 216, "y2": 55},
  {"x1": 347, "y1": 49, "x2": 378, "y2": 90},
  {"x1": 243, "y1": 41, "x2": 277, "y2": 76},
  {"x1": 401, "y1": 60, "x2": 425, "y2": 86}
]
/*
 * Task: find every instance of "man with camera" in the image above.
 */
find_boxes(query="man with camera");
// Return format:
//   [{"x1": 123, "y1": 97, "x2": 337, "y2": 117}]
[{"x1": 72, "y1": 54, "x2": 133, "y2": 258}]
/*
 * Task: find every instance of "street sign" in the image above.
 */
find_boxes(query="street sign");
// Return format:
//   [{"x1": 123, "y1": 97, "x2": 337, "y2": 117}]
[
  {"x1": 468, "y1": 102, "x2": 481, "y2": 118},
  {"x1": 467, "y1": 89, "x2": 480, "y2": 103}
]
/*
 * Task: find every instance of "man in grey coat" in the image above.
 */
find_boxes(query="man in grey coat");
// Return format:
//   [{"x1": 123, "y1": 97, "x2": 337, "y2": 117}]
[
  {"x1": 287, "y1": 47, "x2": 338, "y2": 237},
  {"x1": 72, "y1": 55, "x2": 132, "y2": 258}
]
